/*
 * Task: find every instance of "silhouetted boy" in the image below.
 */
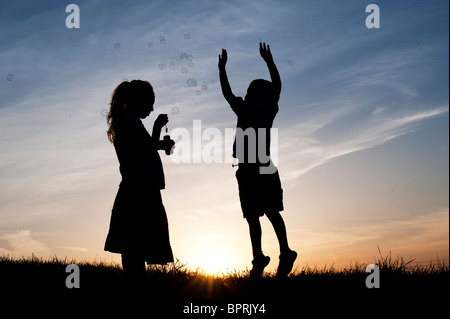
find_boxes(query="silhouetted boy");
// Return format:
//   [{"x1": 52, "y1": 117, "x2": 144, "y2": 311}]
[{"x1": 219, "y1": 43, "x2": 297, "y2": 277}]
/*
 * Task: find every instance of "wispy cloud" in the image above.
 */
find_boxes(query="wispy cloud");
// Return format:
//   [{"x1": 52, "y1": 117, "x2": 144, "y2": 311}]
[
  {"x1": 59, "y1": 246, "x2": 89, "y2": 253},
  {"x1": 0, "y1": 230, "x2": 50, "y2": 256},
  {"x1": 281, "y1": 105, "x2": 448, "y2": 181}
]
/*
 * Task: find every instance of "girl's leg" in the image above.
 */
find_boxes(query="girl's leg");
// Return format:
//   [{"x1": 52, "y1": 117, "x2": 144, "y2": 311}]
[{"x1": 121, "y1": 253, "x2": 146, "y2": 275}]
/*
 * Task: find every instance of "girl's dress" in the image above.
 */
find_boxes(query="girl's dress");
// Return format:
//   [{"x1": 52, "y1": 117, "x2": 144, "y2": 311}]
[{"x1": 104, "y1": 109, "x2": 174, "y2": 264}]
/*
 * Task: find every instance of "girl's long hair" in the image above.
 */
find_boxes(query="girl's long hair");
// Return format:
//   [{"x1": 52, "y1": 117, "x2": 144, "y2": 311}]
[{"x1": 106, "y1": 80, "x2": 154, "y2": 144}]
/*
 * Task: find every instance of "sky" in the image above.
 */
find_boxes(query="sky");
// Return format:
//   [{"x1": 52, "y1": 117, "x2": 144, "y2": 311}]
[{"x1": 0, "y1": 0, "x2": 448, "y2": 274}]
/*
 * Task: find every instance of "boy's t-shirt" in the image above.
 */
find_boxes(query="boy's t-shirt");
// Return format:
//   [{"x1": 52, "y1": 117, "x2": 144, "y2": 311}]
[{"x1": 230, "y1": 96, "x2": 278, "y2": 164}]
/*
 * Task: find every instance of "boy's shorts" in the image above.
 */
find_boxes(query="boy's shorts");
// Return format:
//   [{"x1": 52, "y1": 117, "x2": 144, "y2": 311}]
[{"x1": 235, "y1": 164, "x2": 284, "y2": 219}]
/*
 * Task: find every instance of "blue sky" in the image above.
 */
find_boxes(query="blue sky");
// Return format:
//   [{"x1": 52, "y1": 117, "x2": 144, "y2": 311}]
[{"x1": 0, "y1": 0, "x2": 448, "y2": 272}]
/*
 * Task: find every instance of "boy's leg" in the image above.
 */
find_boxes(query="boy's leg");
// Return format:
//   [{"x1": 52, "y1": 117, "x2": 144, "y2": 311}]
[
  {"x1": 246, "y1": 216, "x2": 270, "y2": 277},
  {"x1": 265, "y1": 210, "x2": 290, "y2": 254},
  {"x1": 246, "y1": 216, "x2": 264, "y2": 260},
  {"x1": 266, "y1": 210, "x2": 297, "y2": 276}
]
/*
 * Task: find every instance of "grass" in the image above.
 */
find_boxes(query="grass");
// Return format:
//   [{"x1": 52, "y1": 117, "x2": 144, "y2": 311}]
[{"x1": 1, "y1": 251, "x2": 448, "y2": 315}]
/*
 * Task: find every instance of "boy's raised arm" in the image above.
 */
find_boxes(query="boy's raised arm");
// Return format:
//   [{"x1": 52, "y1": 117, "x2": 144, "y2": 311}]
[
  {"x1": 260, "y1": 42, "x2": 281, "y2": 101},
  {"x1": 218, "y1": 49, "x2": 236, "y2": 105}
]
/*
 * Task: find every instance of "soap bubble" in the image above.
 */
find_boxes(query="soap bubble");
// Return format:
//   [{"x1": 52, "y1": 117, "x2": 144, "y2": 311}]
[
  {"x1": 210, "y1": 80, "x2": 215, "y2": 86},
  {"x1": 101, "y1": 109, "x2": 109, "y2": 117},
  {"x1": 181, "y1": 67, "x2": 188, "y2": 74},
  {"x1": 171, "y1": 106, "x2": 179, "y2": 115},
  {"x1": 201, "y1": 85, "x2": 207, "y2": 91},
  {"x1": 187, "y1": 78, "x2": 197, "y2": 88},
  {"x1": 159, "y1": 63, "x2": 167, "y2": 70},
  {"x1": 195, "y1": 90, "x2": 201, "y2": 96},
  {"x1": 159, "y1": 36, "x2": 166, "y2": 45},
  {"x1": 147, "y1": 42, "x2": 153, "y2": 48},
  {"x1": 114, "y1": 42, "x2": 121, "y2": 50},
  {"x1": 187, "y1": 62, "x2": 194, "y2": 68},
  {"x1": 288, "y1": 60, "x2": 293, "y2": 66},
  {"x1": 180, "y1": 53, "x2": 188, "y2": 60},
  {"x1": 7, "y1": 73, "x2": 15, "y2": 82},
  {"x1": 186, "y1": 55, "x2": 193, "y2": 62},
  {"x1": 170, "y1": 61, "x2": 176, "y2": 67},
  {"x1": 184, "y1": 33, "x2": 190, "y2": 40}
]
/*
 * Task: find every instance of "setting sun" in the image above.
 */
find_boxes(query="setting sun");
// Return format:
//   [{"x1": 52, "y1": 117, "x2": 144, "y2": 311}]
[
  {"x1": 197, "y1": 251, "x2": 227, "y2": 275},
  {"x1": 187, "y1": 241, "x2": 247, "y2": 276}
]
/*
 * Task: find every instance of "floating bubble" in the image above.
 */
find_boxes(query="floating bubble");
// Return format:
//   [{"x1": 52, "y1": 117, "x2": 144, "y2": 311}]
[
  {"x1": 210, "y1": 80, "x2": 216, "y2": 86},
  {"x1": 122, "y1": 78, "x2": 128, "y2": 82},
  {"x1": 171, "y1": 106, "x2": 179, "y2": 115},
  {"x1": 184, "y1": 33, "x2": 190, "y2": 40},
  {"x1": 195, "y1": 90, "x2": 201, "y2": 96},
  {"x1": 7, "y1": 73, "x2": 15, "y2": 82},
  {"x1": 186, "y1": 55, "x2": 193, "y2": 62},
  {"x1": 101, "y1": 109, "x2": 108, "y2": 117},
  {"x1": 159, "y1": 63, "x2": 167, "y2": 70},
  {"x1": 180, "y1": 53, "x2": 188, "y2": 60},
  {"x1": 201, "y1": 85, "x2": 207, "y2": 91},
  {"x1": 159, "y1": 36, "x2": 166, "y2": 45},
  {"x1": 187, "y1": 78, "x2": 197, "y2": 88},
  {"x1": 114, "y1": 42, "x2": 120, "y2": 50},
  {"x1": 181, "y1": 67, "x2": 188, "y2": 74},
  {"x1": 187, "y1": 62, "x2": 194, "y2": 68},
  {"x1": 170, "y1": 61, "x2": 176, "y2": 67},
  {"x1": 288, "y1": 60, "x2": 293, "y2": 66},
  {"x1": 147, "y1": 42, "x2": 153, "y2": 48}
]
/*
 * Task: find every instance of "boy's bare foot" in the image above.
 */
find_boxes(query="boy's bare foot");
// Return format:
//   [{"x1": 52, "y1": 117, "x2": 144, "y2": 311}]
[
  {"x1": 277, "y1": 250, "x2": 297, "y2": 277},
  {"x1": 250, "y1": 255, "x2": 271, "y2": 278}
]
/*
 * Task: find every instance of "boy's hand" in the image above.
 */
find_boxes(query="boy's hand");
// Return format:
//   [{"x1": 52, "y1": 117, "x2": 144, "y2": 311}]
[
  {"x1": 259, "y1": 42, "x2": 273, "y2": 63},
  {"x1": 218, "y1": 49, "x2": 228, "y2": 69}
]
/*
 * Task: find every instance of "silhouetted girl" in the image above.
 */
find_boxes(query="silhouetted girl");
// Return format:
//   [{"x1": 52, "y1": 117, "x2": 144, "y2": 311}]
[{"x1": 104, "y1": 80, "x2": 175, "y2": 275}]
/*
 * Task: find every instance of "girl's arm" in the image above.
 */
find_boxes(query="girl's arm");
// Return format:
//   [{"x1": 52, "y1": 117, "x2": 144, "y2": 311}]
[{"x1": 152, "y1": 114, "x2": 168, "y2": 146}]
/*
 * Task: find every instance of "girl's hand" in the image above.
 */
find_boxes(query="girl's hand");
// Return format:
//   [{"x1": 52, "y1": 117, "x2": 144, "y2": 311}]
[
  {"x1": 160, "y1": 136, "x2": 175, "y2": 155},
  {"x1": 154, "y1": 114, "x2": 169, "y2": 129}
]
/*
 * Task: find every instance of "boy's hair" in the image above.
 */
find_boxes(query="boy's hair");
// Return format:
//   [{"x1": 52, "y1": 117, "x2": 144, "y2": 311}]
[{"x1": 245, "y1": 79, "x2": 273, "y2": 104}]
